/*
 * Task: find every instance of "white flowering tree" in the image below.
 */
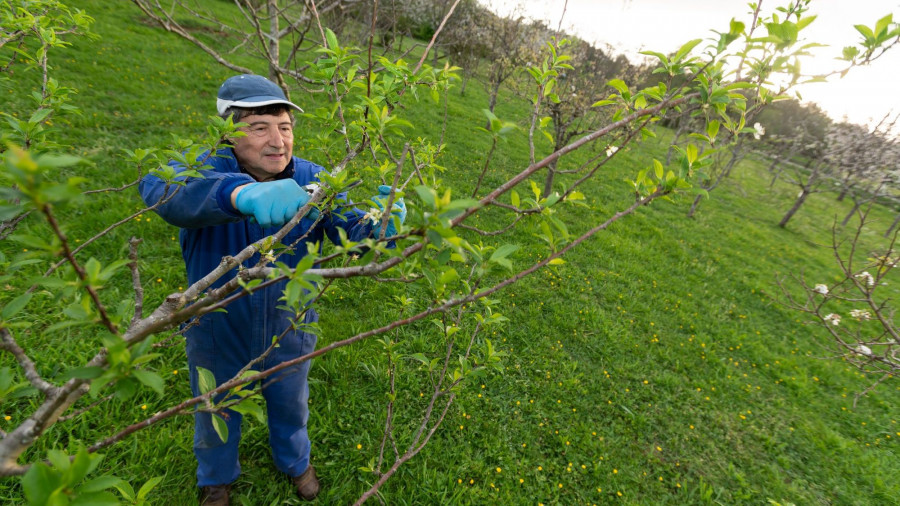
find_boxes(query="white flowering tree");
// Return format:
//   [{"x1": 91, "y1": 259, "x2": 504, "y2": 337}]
[
  {"x1": 2, "y1": 0, "x2": 899, "y2": 503},
  {"x1": 777, "y1": 204, "x2": 900, "y2": 405},
  {"x1": 776, "y1": 117, "x2": 900, "y2": 228}
]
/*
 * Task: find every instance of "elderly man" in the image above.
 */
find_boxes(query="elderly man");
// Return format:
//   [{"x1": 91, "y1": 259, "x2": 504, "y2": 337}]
[{"x1": 140, "y1": 74, "x2": 404, "y2": 504}]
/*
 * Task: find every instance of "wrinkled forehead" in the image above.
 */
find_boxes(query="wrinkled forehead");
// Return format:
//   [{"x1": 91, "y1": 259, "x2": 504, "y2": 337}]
[{"x1": 240, "y1": 111, "x2": 294, "y2": 125}]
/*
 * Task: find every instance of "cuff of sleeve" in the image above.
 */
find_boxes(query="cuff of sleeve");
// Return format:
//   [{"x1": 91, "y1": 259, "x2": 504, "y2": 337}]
[{"x1": 217, "y1": 176, "x2": 254, "y2": 217}]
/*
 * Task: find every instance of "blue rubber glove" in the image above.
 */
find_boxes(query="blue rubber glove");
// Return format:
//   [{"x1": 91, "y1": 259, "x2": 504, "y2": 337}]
[
  {"x1": 371, "y1": 184, "x2": 406, "y2": 238},
  {"x1": 234, "y1": 180, "x2": 319, "y2": 228}
]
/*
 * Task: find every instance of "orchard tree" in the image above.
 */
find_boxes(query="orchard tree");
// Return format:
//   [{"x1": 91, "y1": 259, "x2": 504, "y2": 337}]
[
  {"x1": 480, "y1": 7, "x2": 543, "y2": 117},
  {"x1": 832, "y1": 114, "x2": 900, "y2": 223},
  {"x1": 762, "y1": 122, "x2": 822, "y2": 188},
  {"x1": 778, "y1": 201, "x2": 900, "y2": 405},
  {"x1": 2, "y1": 0, "x2": 899, "y2": 503},
  {"x1": 776, "y1": 119, "x2": 900, "y2": 228}
]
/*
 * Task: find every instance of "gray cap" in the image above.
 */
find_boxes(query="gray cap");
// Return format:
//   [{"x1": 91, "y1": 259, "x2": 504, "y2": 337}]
[{"x1": 216, "y1": 74, "x2": 303, "y2": 115}]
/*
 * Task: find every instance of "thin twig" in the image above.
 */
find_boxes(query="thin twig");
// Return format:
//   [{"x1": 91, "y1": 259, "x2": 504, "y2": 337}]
[
  {"x1": 128, "y1": 237, "x2": 144, "y2": 328},
  {"x1": 0, "y1": 328, "x2": 55, "y2": 395}
]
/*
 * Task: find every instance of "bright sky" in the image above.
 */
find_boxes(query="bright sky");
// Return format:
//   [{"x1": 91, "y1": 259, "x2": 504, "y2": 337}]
[{"x1": 483, "y1": 0, "x2": 900, "y2": 127}]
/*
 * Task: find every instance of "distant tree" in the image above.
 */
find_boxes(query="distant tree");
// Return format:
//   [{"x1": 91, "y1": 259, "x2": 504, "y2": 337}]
[
  {"x1": 480, "y1": 8, "x2": 543, "y2": 117},
  {"x1": 774, "y1": 120, "x2": 900, "y2": 228}
]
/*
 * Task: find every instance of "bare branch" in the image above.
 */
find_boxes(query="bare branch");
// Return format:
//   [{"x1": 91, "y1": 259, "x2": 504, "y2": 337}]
[
  {"x1": 128, "y1": 237, "x2": 145, "y2": 328},
  {"x1": 0, "y1": 328, "x2": 55, "y2": 395}
]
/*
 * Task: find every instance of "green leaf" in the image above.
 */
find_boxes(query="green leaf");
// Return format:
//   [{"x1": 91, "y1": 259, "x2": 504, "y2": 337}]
[
  {"x1": 324, "y1": 28, "x2": 339, "y2": 50},
  {"x1": 674, "y1": 38, "x2": 703, "y2": 61},
  {"x1": 414, "y1": 185, "x2": 436, "y2": 209},
  {"x1": 78, "y1": 475, "x2": 125, "y2": 493},
  {"x1": 607, "y1": 79, "x2": 629, "y2": 95},
  {"x1": 2, "y1": 292, "x2": 33, "y2": 320},
  {"x1": 566, "y1": 191, "x2": 585, "y2": 202},
  {"x1": 0, "y1": 204, "x2": 24, "y2": 221},
  {"x1": 196, "y1": 366, "x2": 216, "y2": 394},
  {"x1": 706, "y1": 120, "x2": 720, "y2": 141},
  {"x1": 230, "y1": 399, "x2": 266, "y2": 424},
  {"x1": 797, "y1": 15, "x2": 817, "y2": 31},
  {"x1": 854, "y1": 24, "x2": 875, "y2": 40},
  {"x1": 211, "y1": 413, "x2": 229, "y2": 443},
  {"x1": 70, "y1": 491, "x2": 119, "y2": 505},
  {"x1": 136, "y1": 476, "x2": 164, "y2": 501},
  {"x1": 491, "y1": 244, "x2": 519, "y2": 262},
  {"x1": 591, "y1": 99, "x2": 616, "y2": 108},
  {"x1": 28, "y1": 108, "x2": 52, "y2": 124},
  {"x1": 511, "y1": 190, "x2": 520, "y2": 208},
  {"x1": 22, "y1": 463, "x2": 57, "y2": 505},
  {"x1": 874, "y1": 14, "x2": 893, "y2": 35},
  {"x1": 132, "y1": 369, "x2": 165, "y2": 395}
]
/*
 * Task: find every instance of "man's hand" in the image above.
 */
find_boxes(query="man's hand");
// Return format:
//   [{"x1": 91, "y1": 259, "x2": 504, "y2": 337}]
[
  {"x1": 370, "y1": 185, "x2": 406, "y2": 238},
  {"x1": 233, "y1": 180, "x2": 319, "y2": 228}
]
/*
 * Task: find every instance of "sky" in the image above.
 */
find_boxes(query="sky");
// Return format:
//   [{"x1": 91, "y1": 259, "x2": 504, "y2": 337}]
[{"x1": 483, "y1": 0, "x2": 900, "y2": 128}]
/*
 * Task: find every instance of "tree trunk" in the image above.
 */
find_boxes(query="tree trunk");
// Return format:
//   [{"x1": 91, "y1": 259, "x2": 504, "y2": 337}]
[
  {"x1": 687, "y1": 193, "x2": 703, "y2": 218},
  {"x1": 472, "y1": 138, "x2": 497, "y2": 197},
  {"x1": 885, "y1": 211, "x2": 900, "y2": 238},
  {"x1": 487, "y1": 79, "x2": 500, "y2": 113},
  {"x1": 841, "y1": 199, "x2": 862, "y2": 226},
  {"x1": 779, "y1": 189, "x2": 810, "y2": 227},
  {"x1": 836, "y1": 178, "x2": 852, "y2": 201},
  {"x1": 768, "y1": 165, "x2": 783, "y2": 188},
  {"x1": 542, "y1": 161, "x2": 557, "y2": 198}
]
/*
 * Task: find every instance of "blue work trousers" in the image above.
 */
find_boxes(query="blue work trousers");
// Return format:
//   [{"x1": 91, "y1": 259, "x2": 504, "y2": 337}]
[{"x1": 186, "y1": 308, "x2": 318, "y2": 487}]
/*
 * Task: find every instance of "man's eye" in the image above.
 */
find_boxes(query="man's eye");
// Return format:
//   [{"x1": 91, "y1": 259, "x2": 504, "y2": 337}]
[{"x1": 251, "y1": 127, "x2": 268, "y2": 135}]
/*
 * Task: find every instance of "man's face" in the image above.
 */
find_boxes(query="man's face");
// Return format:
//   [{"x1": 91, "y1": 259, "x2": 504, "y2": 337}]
[{"x1": 231, "y1": 111, "x2": 294, "y2": 181}]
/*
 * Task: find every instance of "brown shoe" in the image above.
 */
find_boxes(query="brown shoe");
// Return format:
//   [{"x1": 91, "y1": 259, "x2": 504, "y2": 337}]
[
  {"x1": 200, "y1": 484, "x2": 231, "y2": 506},
  {"x1": 291, "y1": 465, "x2": 320, "y2": 501}
]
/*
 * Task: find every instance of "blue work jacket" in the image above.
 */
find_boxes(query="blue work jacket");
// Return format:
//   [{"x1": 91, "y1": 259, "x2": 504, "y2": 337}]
[{"x1": 139, "y1": 148, "x2": 371, "y2": 366}]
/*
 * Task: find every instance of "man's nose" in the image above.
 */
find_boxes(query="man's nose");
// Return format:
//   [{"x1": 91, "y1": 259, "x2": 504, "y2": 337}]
[{"x1": 266, "y1": 128, "x2": 285, "y2": 147}]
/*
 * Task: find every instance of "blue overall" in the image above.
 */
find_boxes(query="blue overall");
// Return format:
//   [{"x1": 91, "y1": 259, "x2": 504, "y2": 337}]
[{"x1": 140, "y1": 148, "x2": 370, "y2": 486}]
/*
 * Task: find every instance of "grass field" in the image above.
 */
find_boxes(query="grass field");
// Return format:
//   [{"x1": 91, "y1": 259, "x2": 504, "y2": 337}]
[{"x1": 1, "y1": 1, "x2": 898, "y2": 504}]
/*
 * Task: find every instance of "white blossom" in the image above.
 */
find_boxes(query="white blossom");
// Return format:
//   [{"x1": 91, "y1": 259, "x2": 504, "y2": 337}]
[
  {"x1": 605, "y1": 146, "x2": 619, "y2": 157},
  {"x1": 813, "y1": 284, "x2": 829, "y2": 295},
  {"x1": 855, "y1": 271, "x2": 875, "y2": 287},
  {"x1": 753, "y1": 122, "x2": 766, "y2": 140},
  {"x1": 854, "y1": 344, "x2": 873, "y2": 356},
  {"x1": 849, "y1": 309, "x2": 871, "y2": 320},
  {"x1": 824, "y1": 313, "x2": 841, "y2": 325},
  {"x1": 363, "y1": 207, "x2": 383, "y2": 225}
]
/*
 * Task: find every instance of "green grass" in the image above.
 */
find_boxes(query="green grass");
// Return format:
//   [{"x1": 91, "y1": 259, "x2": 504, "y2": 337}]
[{"x1": 2, "y1": 1, "x2": 898, "y2": 504}]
